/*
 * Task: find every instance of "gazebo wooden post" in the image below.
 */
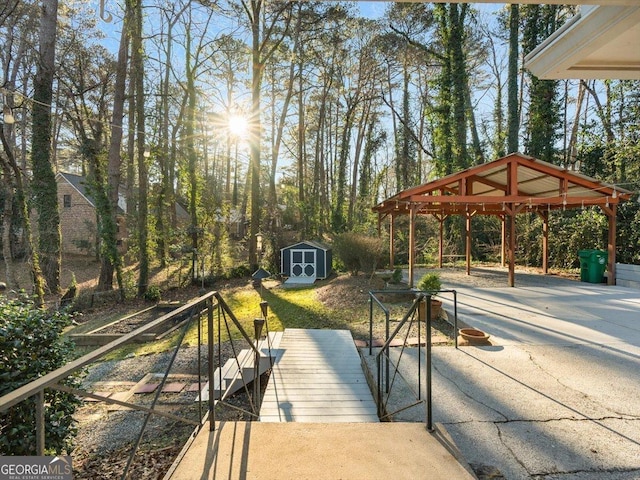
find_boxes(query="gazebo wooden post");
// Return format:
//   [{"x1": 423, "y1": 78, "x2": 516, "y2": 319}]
[
  {"x1": 437, "y1": 214, "x2": 444, "y2": 268},
  {"x1": 501, "y1": 215, "x2": 506, "y2": 267},
  {"x1": 540, "y1": 211, "x2": 549, "y2": 274},
  {"x1": 408, "y1": 204, "x2": 416, "y2": 288},
  {"x1": 604, "y1": 204, "x2": 617, "y2": 285},
  {"x1": 465, "y1": 210, "x2": 472, "y2": 276},
  {"x1": 508, "y1": 207, "x2": 516, "y2": 287},
  {"x1": 389, "y1": 214, "x2": 395, "y2": 269}
]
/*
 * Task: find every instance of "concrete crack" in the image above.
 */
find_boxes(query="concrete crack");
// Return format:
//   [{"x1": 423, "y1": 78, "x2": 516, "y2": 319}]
[
  {"x1": 531, "y1": 467, "x2": 640, "y2": 478},
  {"x1": 495, "y1": 422, "x2": 531, "y2": 475},
  {"x1": 434, "y1": 362, "x2": 509, "y2": 422}
]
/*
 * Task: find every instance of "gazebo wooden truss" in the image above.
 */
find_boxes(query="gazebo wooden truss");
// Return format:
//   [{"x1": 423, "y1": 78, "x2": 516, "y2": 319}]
[{"x1": 373, "y1": 153, "x2": 632, "y2": 287}]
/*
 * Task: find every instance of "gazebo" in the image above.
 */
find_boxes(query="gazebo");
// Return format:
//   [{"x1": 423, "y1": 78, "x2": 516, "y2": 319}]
[{"x1": 373, "y1": 153, "x2": 632, "y2": 287}]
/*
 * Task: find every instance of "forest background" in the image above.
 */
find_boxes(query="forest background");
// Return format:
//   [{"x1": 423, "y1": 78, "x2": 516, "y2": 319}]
[{"x1": 1, "y1": 0, "x2": 639, "y2": 305}]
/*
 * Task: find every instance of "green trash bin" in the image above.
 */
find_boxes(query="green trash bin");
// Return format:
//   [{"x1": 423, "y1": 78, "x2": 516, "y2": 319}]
[{"x1": 578, "y1": 249, "x2": 607, "y2": 283}]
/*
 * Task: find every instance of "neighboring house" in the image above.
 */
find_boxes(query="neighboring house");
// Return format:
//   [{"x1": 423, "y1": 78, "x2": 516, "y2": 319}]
[
  {"x1": 213, "y1": 207, "x2": 246, "y2": 240},
  {"x1": 56, "y1": 172, "x2": 127, "y2": 256}
]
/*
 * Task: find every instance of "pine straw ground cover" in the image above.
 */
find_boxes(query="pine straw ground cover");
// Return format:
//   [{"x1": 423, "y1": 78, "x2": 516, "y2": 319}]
[{"x1": 64, "y1": 271, "x2": 454, "y2": 479}]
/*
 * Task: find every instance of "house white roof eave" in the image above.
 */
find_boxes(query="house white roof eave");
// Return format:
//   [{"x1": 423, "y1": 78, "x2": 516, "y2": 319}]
[{"x1": 524, "y1": 5, "x2": 640, "y2": 80}]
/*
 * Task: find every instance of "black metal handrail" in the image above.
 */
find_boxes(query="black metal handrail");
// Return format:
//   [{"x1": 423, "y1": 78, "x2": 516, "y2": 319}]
[
  {"x1": 368, "y1": 288, "x2": 458, "y2": 430},
  {"x1": 0, "y1": 290, "x2": 269, "y2": 480}
]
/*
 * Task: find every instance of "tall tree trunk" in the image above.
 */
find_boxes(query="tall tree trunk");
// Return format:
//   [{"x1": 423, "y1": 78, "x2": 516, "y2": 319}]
[
  {"x1": 248, "y1": 0, "x2": 262, "y2": 271},
  {"x1": 450, "y1": 4, "x2": 468, "y2": 170},
  {"x1": 507, "y1": 4, "x2": 519, "y2": 154},
  {"x1": 185, "y1": 20, "x2": 199, "y2": 279},
  {"x1": 100, "y1": 3, "x2": 130, "y2": 292},
  {"x1": 31, "y1": 0, "x2": 60, "y2": 294},
  {"x1": 133, "y1": 0, "x2": 149, "y2": 296}
]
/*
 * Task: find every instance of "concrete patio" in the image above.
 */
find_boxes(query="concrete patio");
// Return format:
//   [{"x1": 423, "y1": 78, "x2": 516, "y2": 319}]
[{"x1": 365, "y1": 268, "x2": 640, "y2": 479}]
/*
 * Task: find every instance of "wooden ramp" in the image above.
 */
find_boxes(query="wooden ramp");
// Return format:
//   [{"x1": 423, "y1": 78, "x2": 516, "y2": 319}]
[{"x1": 259, "y1": 328, "x2": 379, "y2": 422}]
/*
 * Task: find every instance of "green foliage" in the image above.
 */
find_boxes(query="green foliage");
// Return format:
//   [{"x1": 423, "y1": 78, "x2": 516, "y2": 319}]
[
  {"x1": 227, "y1": 265, "x2": 251, "y2": 279},
  {"x1": 549, "y1": 209, "x2": 608, "y2": 269},
  {"x1": 333, "y1": 233, "x2": 385, "y2": 276},
  {"x1": 0, "y1": 297, "x2": 80, "y2": 455},
  {"x1": 144, "y1": 285, "x2": 162, "y2": 302},
  {"x1": 617, "y1": 197, "x2": 640, "y2": 264},
  {"x1": 391, "y1": 268, "x2": 403, "y2": 285},
  {"x1": 417, "y1": 272, "x2": 441, "y2": 292}
]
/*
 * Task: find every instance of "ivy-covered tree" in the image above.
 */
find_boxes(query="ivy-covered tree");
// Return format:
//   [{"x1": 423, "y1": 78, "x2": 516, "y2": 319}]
[
  {"x1": 522, "y1": 5, "x2": 563, "y2": 163},
  {"x1": 31, "y1": 0, "x2": 61, "y2": 293}
]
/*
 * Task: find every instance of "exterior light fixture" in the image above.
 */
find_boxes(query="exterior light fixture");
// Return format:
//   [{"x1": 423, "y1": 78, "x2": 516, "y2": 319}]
[{"x1": 143, "y1": 146, "x2": 151, "y2": 158}]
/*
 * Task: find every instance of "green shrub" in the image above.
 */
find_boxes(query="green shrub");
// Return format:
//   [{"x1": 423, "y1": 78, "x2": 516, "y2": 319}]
[
  {"x1": 144, "y1": 285, "x2": 162, "y2": 302},
  {"x1": 390, "y1": 268, "x2": 403, "y2": 284},
  {"x1": 0, "y1": 297, "x2": 81, "y2": 455},
  {"x1": 228, "y1": 264, "x2": 251, "y2": 279},
  {"x1": 333, "y1": 233, "x2": 385, "y2": 275},
  {"x1": 417, "y1": 272, "x2": 441, "y2": 292}
]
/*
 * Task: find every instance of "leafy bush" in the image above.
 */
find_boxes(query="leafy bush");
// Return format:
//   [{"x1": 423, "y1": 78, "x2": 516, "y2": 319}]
[
  {"x1": 144, "y1": 285, "x2": 162, "y2": 302},
  {"x1": 417, "y1": 272, "x2": 442, "y2": 292},
  {"x1": 228, "y1": 264, "x2": 251, "y2": 279},
  {"x1": 548, "y1": 209, "x2": 608, "y2": 269},
  {"x1": 333, "y1": 233, "x2": 385, "y2": 275},
  {"x1": 0, "y1": 297, "x2": 81, "y2": 455},
  {"x1": 390, "y1": 268, "x2": 403, "y2": 284}
]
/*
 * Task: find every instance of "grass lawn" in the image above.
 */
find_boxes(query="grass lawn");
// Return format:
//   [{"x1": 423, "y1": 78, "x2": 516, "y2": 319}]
[{"x1": 65, "y1": 273, "x2": 440, "y2": 361}]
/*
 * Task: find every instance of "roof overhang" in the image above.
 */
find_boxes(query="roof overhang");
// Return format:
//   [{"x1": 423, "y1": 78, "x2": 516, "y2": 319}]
[
  {"x1": 524, "y1": 5, "x2": 640, "y2": 79},
  {"x1": 373, "y1": 153, "x2": 632, "y2": 218}
]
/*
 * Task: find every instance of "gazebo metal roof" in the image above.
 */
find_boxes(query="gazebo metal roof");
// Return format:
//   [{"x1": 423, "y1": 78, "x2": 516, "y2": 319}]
[
  {"x1": 373, "y1": 153, "x2": 633, "y2": 287},
  {"x1": 374, "y1": 153, "x2": 631, "y2": 217}
]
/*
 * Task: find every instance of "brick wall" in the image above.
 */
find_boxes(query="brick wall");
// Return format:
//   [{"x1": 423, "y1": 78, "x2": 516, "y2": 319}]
[{"x1": 57, "y1": 180, "x2": 97, "y2": 256}]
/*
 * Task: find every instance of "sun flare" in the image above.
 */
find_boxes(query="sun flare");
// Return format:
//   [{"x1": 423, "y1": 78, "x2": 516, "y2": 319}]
[{"x1": 228, "y1": 114, "x2": 249, "y2": 137}]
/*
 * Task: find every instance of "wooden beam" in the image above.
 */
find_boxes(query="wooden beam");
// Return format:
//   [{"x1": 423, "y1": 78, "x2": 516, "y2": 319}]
[
  {"x1": 539, "y1": 211, "x2": 549, "y2": 274},
  {"x1": 438, "y1": 216, "x2": 444, "y2": 269},
  {"x1": 508, "y1": 207, "x2": 516, "y2": 287},
  {"x1": 407, "y1": 194, "x2": 625, "y2": 206},
  {"x1": 408, "y1": 205, "x2": 416, "y2": 288},
  {"x1": 389, "y1": 214, "x2": 395, "y2": 269},
  {"x1": 466, "y1": 211, "x2": 472, "y2": 276},
  {"x1": 604, "y1": 204, "x2": 617, "y2": 285},
  {"x1": 501, "y1": 215, "x2": 506, "y2": 267}
]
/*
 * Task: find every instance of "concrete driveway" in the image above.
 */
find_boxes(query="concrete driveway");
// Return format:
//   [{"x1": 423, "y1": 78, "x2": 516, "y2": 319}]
[{"x1": 368, "y1": 271, "x2": 640, "y2": 479}]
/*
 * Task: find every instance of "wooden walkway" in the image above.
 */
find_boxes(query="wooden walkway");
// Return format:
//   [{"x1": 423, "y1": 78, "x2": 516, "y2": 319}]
[{"x1": 259, "y1": 328, "x2": 379, "y2": 422}]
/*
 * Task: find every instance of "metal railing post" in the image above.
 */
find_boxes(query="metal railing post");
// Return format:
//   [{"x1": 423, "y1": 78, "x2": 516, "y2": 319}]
[
  {"x1": 208, "y1": 299, "x2": 215, "y2": 431},
  {"x1": 426, "y1": 295, "x2": 433, "y2": 431},
  {"x1": 253, "y1": 319, "x2": 265, "y2": 410},
  {"x1": 36, "y1": 390, "x2": 45, "y2": 456},
  {"x1": 453, "y1": 290, "x2": 458, "y2": 349},
  {"x1": 368, "y1": 297, "x2": 373, "y2": 356}
]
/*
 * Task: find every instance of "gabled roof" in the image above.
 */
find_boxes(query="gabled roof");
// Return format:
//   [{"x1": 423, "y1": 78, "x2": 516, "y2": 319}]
[
  {"x1": 282, "y1": 241, "x2": 331, "y2": 252},
  {"x1": 57, "y1": 172, "x2": 126, "y2": 214},
  {"x1": 373, "y1": 153, "x2": 632, "y2": 217},
  {"x1": 57, "y1": 172, "x2": 97, "y2": 207}
]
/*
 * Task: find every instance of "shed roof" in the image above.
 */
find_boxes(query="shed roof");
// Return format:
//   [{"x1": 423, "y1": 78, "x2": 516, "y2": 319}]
[
  {"x1": 373, "y1": 153, "x2": 632, "y2": 217},
  {"x1": 282, "y1": 241, "x2": 331, "y2": 252}
]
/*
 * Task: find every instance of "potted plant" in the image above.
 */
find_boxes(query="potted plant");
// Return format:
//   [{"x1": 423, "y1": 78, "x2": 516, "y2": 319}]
[{"x1": 416, "y1": 272, "x2": 442, "y2": 321}]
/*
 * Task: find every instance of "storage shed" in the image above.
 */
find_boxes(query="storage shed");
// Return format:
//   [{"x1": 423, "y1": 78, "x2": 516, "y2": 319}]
[{"x1": 281, "y1": 241, "x2": 332, "y2": 284}]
